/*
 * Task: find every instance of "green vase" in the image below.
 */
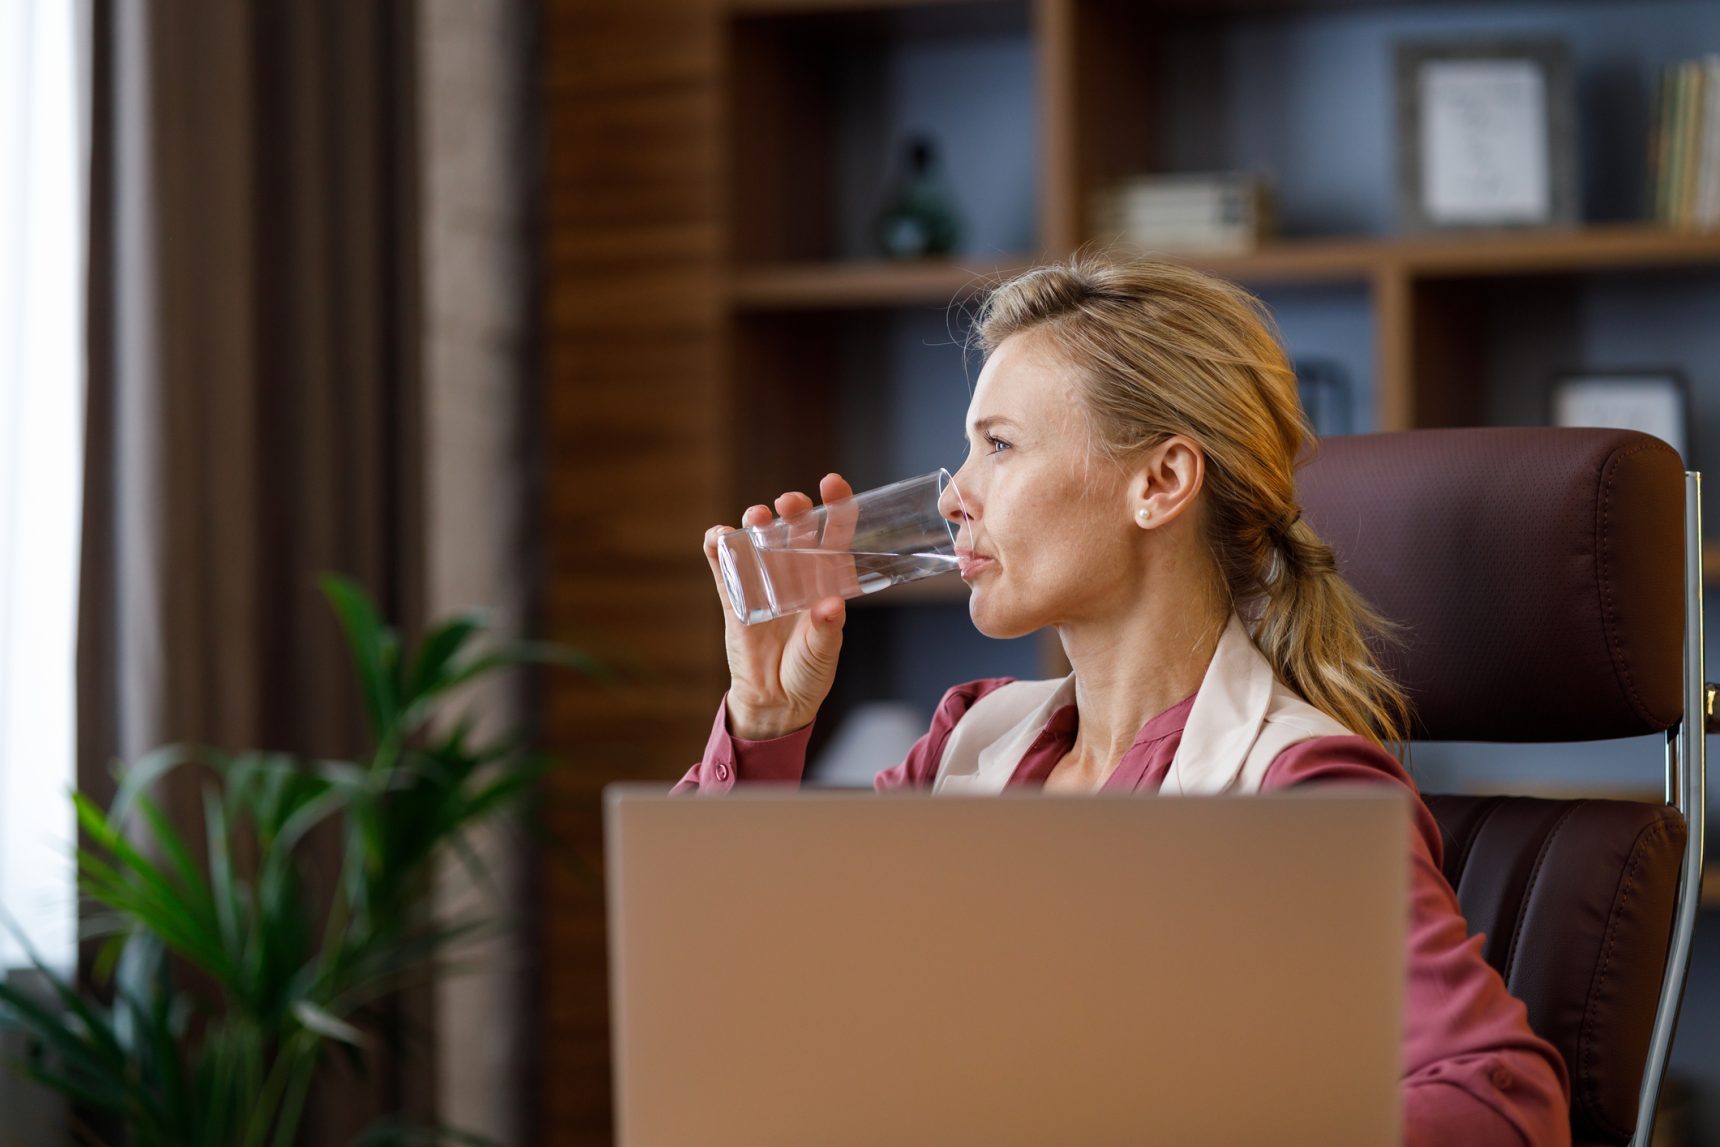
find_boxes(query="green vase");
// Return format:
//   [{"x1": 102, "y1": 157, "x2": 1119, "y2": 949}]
[{"x1": 874, "y1": 136, "x2": 963, "y2": 259}]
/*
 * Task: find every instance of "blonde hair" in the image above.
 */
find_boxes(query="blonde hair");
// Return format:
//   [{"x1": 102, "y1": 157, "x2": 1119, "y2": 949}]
[{"x1": 972, "y1": 254, "x2": 1412, "y2": 758}]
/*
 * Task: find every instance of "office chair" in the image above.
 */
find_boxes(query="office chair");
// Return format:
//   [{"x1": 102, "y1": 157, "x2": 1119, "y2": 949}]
[{"x1": 1299, "y1": 426, "x2": 1705, "y2": 1147}]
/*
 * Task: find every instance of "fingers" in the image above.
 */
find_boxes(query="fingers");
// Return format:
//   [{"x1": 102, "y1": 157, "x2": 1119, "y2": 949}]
[
  {"x1": 821, "y1": 472, "x2": 859, "y2": 550},
  {"x1": 706, "y1": 494, "x2": 809, "y2": 620},
  {"x1": 775, "y1": 490, "x2": 820, "y2": 552},
  {"x1": 707, "y1": 478, "x2": 849, "y2": 611},
  {"x1": 738, "y1": 479, "x2": 844, "y2": 530},
  {"x1": 818, "y1": 472, "x2": 854, "y2": 504},
  {"x1": 704, "y1": 524, "x2": 739, "y2": 610},
  {"x1": 774, "y1": 490, "x2": 814, "y2": 519},
  {"x1": 704, "y1": 514, "x2": 776, "y2": 618},
  {"x1": 703, "y1": 523, "x2": 729, "y2": 566}
]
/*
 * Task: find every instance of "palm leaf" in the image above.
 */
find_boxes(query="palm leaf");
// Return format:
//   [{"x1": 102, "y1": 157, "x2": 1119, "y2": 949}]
[
  {"x1": 440, "y1": 641, "x2": 612, "y2": 693},
  {"x1": 109, "y1": 743, "x2": 202, "y2": 823},
  {"x1": 203, "y1": 786, "x2": 242, "y2": 959},
  {"x1": 320, "y1": 574, "x2": 400, "y2": 737},
  {"x1": 71, "y1": 832, "x2": 227, "y2": 980},
  {"x1": 290, "y1": 999, "x2": 365, "y2": 1047},
  {"x1": 404, "y1": 614, "x2": 485, "y2": 707}
]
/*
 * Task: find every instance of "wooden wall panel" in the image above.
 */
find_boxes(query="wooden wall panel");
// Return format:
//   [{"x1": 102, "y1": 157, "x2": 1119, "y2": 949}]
[
  {"x1": 728, "y1": 16, "x2": 839, "y2": 261},
  {"x1": 538, "y1": 2, "x2": 725, "y2": 1142}
]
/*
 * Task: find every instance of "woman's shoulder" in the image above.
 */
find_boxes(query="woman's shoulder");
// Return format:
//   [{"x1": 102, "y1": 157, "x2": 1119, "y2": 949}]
[
  {"x1": 1259, "y1": 732, "x2": 1416, "y2": 793},
  {"x1": 1259, "y1": 734, "x2": 1443, "y2": 874},
  {"x1": 1256, "y1": 678, "x2": 1409, "y2": 790}
]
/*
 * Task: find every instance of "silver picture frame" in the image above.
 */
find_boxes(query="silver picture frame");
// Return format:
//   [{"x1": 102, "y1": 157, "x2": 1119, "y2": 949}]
[
  {"x1": 1548, "y1": 369, "x2": 1691, "y2": 464},
  {"x1": 1395, "y1": 38, "x2": 1578, "y2": 231}
]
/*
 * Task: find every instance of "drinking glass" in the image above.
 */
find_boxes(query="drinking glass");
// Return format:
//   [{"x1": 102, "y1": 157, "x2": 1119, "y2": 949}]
[{"x1": 717, "y1": 470, "x2": 965, "y2": 624}]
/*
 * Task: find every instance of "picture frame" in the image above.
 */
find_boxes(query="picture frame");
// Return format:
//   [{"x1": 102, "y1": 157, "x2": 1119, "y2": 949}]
[
  {"x1": 1395, "y1": 39, "x2": 1577, "y2": 230},
  {"x1": 1548, "y1": 370, "x2": 1691, "y2": 463}
]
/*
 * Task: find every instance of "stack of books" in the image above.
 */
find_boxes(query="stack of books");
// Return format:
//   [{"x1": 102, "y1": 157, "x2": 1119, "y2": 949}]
[
  {"x1": 1653, "y1": 56, "x2": 1720, "y2": 229},
  {"x1": 1089, "y1": 173, "x2": 1275, "y2": 255}
]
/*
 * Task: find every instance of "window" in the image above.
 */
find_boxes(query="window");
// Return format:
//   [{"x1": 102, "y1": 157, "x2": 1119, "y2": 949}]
[{"x1": 0, "y1": 0, "x2": 85, "y2": 974}]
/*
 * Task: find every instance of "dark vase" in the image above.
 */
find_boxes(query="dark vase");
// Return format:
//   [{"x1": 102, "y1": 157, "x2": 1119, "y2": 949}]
[{"x1": 874, "y1": 136, "x2": 963, "y2": 259}]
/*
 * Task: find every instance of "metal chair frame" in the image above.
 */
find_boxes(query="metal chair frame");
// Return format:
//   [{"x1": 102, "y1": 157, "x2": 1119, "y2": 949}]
[{"x1": 1633, "y1": 471, "x2": 1709, "y2": 1147}]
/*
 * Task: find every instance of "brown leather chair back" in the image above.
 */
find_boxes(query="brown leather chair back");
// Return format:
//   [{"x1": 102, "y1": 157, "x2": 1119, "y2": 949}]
[
  {"x1": 1298, "y1": 427, "x2": 1688, "y2": 1146},
  {"x1": 1424, "y1": 794, "x2": 1685, "y2": 1145}
]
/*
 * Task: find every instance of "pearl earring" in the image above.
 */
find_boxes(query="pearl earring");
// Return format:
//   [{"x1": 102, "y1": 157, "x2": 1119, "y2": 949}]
[{"x1": 1136, "y1": 508, "x2": 1151, "y2": 525}]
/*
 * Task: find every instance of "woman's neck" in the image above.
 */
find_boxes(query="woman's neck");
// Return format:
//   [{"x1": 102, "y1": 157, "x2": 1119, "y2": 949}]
[{"x1": 1056, "y1": 569, "x2": 1230, "y2": 770}]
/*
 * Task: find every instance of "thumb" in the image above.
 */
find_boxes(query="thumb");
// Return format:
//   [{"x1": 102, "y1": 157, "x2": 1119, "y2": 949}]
[
  {"x1": 802, "y1": 596, "x2": 846, "y2": 659},
  {"x1": 785, "y1": 598, "x2": 845, "y2": 712},
  {"x1": 811, "y1": 595, "x2": 846, "y2": 632}
]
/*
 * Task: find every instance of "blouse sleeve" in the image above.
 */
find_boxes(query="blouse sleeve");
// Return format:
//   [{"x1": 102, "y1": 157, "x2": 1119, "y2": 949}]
[
  {"x1": 669, "y1": 693, "x2": 818, "y2": 794},
  {"x1": 1262, "y1": 737, "x2": 1573, "y2": 1147},
  {"x1": 671, "y1": 679, "x2": 1017, "y2": 795}
]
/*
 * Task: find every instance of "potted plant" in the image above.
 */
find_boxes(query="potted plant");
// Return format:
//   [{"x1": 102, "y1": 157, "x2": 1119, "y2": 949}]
[{"x1": 0, "y1": 576, "x2": 594, "y2": 1146}]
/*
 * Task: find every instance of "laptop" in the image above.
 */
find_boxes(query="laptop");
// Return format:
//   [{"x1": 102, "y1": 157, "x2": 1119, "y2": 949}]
[{"x1": 604, "y1": 787, "x2": 1407, "y2": 1146}]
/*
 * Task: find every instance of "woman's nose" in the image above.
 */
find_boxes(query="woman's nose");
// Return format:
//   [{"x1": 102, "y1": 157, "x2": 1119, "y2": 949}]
[{"x1": 939, "y1": 470, "x2": 973, "y2": 524}]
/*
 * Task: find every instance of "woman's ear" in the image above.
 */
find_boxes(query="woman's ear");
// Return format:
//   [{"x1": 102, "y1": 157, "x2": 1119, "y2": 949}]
[{"x1": 1129, "y1": 436, "x2": 1205, "y2": 528}]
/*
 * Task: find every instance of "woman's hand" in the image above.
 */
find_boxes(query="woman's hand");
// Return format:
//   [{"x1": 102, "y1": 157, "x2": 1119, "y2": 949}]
[{"x1": 705, "y1": 473, "x2": 853, "y2": 740}]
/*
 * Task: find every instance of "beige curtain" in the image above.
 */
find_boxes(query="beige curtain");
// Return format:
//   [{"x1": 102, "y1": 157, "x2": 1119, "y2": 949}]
[{"x1": 77, "y1": 0, "x2": 427, "y2": 1139}]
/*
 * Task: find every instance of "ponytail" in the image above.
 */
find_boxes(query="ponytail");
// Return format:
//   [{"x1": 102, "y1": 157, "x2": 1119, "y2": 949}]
[{"x1": 1252, "y1": 516, "x2": 1412, "y2": 758}]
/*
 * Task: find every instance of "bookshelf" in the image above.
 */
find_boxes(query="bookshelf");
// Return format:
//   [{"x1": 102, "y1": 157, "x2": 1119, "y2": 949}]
[
  {"x1": 729, "y1": 223, "x2": 1720, "y2": 435},
  {"x1": 540, "y1": 0, "x2": 1720, "y2": 1140}
]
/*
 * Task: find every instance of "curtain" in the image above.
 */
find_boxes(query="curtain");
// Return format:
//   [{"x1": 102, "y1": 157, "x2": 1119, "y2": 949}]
[{"x1": 78, "y1": 1, "x2": 426, "y2": 1139}]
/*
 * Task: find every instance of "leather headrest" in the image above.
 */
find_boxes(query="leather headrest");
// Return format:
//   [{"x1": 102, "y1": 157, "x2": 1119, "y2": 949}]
[{"x1": 1298, "y1": 428, "x2": 1685, "y2": 742}]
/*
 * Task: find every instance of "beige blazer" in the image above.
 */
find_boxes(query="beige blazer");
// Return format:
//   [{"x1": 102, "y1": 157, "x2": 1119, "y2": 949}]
[{"x1": 933, "y1": 613, "x2": 1353, "y2": 794}]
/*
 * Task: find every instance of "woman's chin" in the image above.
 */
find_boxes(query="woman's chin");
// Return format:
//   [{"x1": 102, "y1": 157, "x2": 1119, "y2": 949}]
[{"x1": 967, "y1": 588, "x2": 1039, "y2": 640}]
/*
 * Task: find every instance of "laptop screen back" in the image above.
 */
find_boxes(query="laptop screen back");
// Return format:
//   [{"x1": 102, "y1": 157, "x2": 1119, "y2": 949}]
[{"x1": 605, "y1": 787, "x2": 1406, "y2": 1146}]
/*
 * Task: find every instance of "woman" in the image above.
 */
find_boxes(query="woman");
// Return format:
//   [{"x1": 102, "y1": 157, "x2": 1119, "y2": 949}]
[{"x1": 676, "y1": 257, "x2": 1571, "y2": 1146}]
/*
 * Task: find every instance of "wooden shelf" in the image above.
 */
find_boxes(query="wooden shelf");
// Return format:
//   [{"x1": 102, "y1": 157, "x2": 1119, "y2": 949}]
[
  {"x1": 1189, "y1": 224, "x2": 1720, "y2": 282},
  {"x1": 728, "y1": 225, "x2": 1720, "y2": 311},
  {"x1": 1175, "y1": 238, "x2": 1387, "y2": 284},
  {"x1": 1383, "y1": 224, "x2": 1720, "y2": 279}
]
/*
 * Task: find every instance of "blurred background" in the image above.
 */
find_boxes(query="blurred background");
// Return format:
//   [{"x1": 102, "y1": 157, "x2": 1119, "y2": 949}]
[{"x1": 5, "y1": 0, "x2": 1720, "y2": 1144}]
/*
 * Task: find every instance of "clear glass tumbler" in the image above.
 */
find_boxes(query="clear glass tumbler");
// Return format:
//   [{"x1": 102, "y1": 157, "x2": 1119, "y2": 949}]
[{"x1": 717, "y1": 470, "x2": 965, "y2": 625}]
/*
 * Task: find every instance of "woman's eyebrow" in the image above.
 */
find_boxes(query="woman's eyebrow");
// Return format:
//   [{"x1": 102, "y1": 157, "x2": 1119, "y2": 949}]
[{"x1": 968, "y1": 416, "x2": 1020, "y2": 436}]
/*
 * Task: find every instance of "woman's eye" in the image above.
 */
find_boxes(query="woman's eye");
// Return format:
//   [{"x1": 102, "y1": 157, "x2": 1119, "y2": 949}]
[{"x1": 986, "y1": 436, "x2": 1012, "y2": 455}]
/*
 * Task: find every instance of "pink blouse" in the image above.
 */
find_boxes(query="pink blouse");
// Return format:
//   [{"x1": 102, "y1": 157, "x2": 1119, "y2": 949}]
[{"x1": 674, "y1": 679, "x2": 1573, "y2": 1147}]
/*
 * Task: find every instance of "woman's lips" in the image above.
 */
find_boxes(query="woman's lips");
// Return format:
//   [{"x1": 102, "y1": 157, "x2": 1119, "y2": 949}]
[{"x1": 957, "y1": 554, "x2": 994, "y2": 580}]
